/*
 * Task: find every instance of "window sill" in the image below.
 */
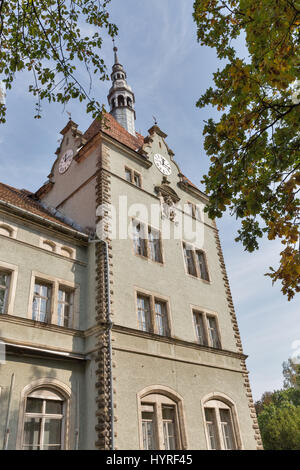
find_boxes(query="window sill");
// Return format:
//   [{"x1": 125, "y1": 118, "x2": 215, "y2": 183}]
[
  {"x1": 185, "y1": 273, "x2": 211, "y2": 284},
  {"x1": 134, "y1": 253, "x2": 164, "y2": 266}
]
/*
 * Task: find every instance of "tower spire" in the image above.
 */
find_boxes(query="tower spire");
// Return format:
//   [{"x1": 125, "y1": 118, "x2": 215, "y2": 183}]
[
  {"x1": 112, "y1": 38, "x2": 119, "y2": 64},
  {"x1": 107, "y1": 45, "x2": 136, "y2": 136}
]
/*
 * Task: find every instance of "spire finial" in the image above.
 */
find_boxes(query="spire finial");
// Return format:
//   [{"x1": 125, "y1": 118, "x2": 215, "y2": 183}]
[
  {"x1": 112, "y1": 38, "x2": 118, "y2": 64},
  {"x1": 153, "y1": 116, "x2": 158, "y2": 126}
]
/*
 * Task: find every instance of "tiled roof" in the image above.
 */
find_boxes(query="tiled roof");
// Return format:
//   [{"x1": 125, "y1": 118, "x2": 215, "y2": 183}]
[
  {"x1": 0, "y1": 182, "x2": 76, "y2": 230},
  {"x1": 83, "y1": 112, "x2": 144, "y2": 151}
]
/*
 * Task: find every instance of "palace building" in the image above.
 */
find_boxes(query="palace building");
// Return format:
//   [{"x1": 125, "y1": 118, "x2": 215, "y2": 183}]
[{"x1": 0, "y1": 48, "x2": 262, "y2": 450}]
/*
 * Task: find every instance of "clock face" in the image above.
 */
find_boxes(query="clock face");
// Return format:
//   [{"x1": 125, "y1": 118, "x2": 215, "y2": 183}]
[
  {"x1": 154, "y1": 153, "x2": 172, "y2": 176},
  {"x1": 59, "y1": 149, "x2": 73, "y2": 174}
]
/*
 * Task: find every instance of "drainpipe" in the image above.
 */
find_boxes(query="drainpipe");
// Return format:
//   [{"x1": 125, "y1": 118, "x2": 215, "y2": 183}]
[
  {"x1": 89, "y1": 238, "x2": 114, "y2": 450},
  {"x1": 3, "y1": 373, "x2": 15, "y2": 450}
]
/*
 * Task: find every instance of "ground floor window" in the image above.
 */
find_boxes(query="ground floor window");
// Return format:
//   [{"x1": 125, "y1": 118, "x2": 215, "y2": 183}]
[
  {"x1": 23, "y1": 389, "x2": 65, "y2": 450},
  {"x1": 204, "y1": 399, "x2": 237, "y2": 450}
]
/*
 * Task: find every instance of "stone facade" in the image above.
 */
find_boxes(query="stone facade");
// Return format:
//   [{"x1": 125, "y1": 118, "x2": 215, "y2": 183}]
[{"x1": 0, "y1": 51, "x2": 261, "y2": 450}]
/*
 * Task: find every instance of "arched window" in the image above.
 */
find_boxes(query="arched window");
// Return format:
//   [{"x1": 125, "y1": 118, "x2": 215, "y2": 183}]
[
  {"x1": 138, "y1": 386, "x2": 188, "y2": 450},
  {"x1": 127, "y1": 97, "x2": 132, "y2": 108},
  {"x1": 202, "y1": 394, "x2": 242, "y2": 450},
  {"x1": 111, "y1": 98, "x2": 115, "y2": 109},
  {"x1": 18, "y1": 380, "x2": 71, "y2": 450},
  {"x1": 118, "y1": 95, "x2": 124, "y2": 106},
  {"x1": 23, "y1": 389, "x2": 65, "y2": 450}
]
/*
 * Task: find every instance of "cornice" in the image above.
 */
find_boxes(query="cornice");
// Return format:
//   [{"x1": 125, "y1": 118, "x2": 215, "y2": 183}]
[{"x1": 112, "y1": 324, "x2": 247, "y2": 361}]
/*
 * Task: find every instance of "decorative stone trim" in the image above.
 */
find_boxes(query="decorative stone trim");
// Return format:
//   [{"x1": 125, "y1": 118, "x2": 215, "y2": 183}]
[
  {"x1": 213, "y1": 226, "x2": 263, "y2": 450},
  {"x1": 94, "y1": 142, "x2": 116, "y2": 450}
]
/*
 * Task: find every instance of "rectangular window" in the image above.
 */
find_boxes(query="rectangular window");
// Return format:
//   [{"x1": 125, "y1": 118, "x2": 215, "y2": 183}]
[
  {"x1": 162, "y1": 406, "x2": 176, "y2": 450},
  {"x1": 32, "y1": 282, "x2": 51, "y2": 323},
  {"x1": 137, "y1": 295, "x2": 151, "y2": 332},
  {"x1": 196, "y1": 250, "x2": 209, "y2": 281},
  {"x1": 205, "y1": 408, "x2": 219, "y2": 450},
  {"x1": 0, "y1": 271, "x2": 10, "y2": 314},
  {"x1": 148, "y1": 228, "x2": 162, "y2": 263},
  {"x1": 125, "y1": 167, "x2": 142, "y2": 188},
  {"x1": 142, "y1": 404, "x2": 156, "y2": 450},
  {"x1": 134, "y1": 172, "x2": 141, "y2": 188},
  {"x1": 186, "y1": 202, "x2": 202, "y2": 220},
  {"x1": 23, "y1": 395, "x2": 64, "y2": 450},
  {"x1": 183, "y1": 243, "x2": 209, "y2": 281},
  {"x1": 186, "y1": 202, "x2": 194, "y2": 217},
  {"x1": 155, "y1": 300, "x2": 168, "y2": 336},
  {"x1": 193, "y1": 312, "x2": 207, "y2": 346},
  {"x1": 133, "y1": 220, "x2": 163, "y2": 264},
  {"x1": 193, "y1": 310, "x2": 221, "y2": 349},
  {"x1": 207, "y1": 316, "x2": 221, "y2": 348},
  {"x1": 220, "y1": 409, "x2": 236, "y2": 450},
  {"x1": 137, "y1": 292, "x2": 170, "y2": 337},
  {"x1": 57, "y1": 287, "x2": 73, "y2": 328},
  {"x1": 195, "y1": 205, "x2": 202, "y2": 221},
  {"x1": 125, "y1": 167, "x2": 132, "y2": 183},
  {"x1": 183, "y1": 243, "x2": 197, "y2": 277},
  {"x1": 133, "y1": 221, "x2": 147, "y2": 257}
]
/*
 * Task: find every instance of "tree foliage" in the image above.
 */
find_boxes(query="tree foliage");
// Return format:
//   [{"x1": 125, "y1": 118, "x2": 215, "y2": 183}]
[
  {"x1": 258, "y1": 404, "x2": 300, "y2": 450},
  {"x1": 255, "y1": 357, "x2": 300, "y2": 449},
  {"x1": 0, "y1": 0, "x2": 117, "y2": 122},
  {"x1": 283, "y1": 356, "x2": 300, "y2": 388},
  {"x1": 193, "y1": 0, "x2": 300, "y2": 299}
]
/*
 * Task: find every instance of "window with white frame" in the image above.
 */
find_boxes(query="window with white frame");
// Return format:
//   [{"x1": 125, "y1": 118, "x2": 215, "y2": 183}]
[
  {"x1": 32, "y1": 281, "x2": 52, "y2": 323},
  {"x1": 125, "y1": 167, "x2": 142, "y2": 188},
  {"x1": 57, "y1": 287, "x2": 73, "y2": 328},
  {"x1": 193, "y1": 311, "x2": 207, "y2": 346},
  {"x1": 154, "y1": 300, "x2": 169, "y2": 336},
  {"x1": 193, "y1": 310, "x2": 221, "y2": 349},
  {"x1": 204, "y1": 400, "x2": 237, "y2": 450},
  {"x1": 137, "y1": 293, "x2": 170, "y2": 336},
  {"x1": 132, "y1": 220, "x2": 163, "y2": 263},
  {"x1": 0, "y1": 270, "x2": 10, "y2": 314},
  {"x1": 141, "y1": 395, "x2": 181, "y2": 450},
  {"x1": 137, "y1": 295, "x2": 151, "y2": 332},
  {"x1": 23, "y1": 389, "x2": 65, "y2": 450},
  {"x1": 31, "y1": 277, "x2": 75, "y2": 327},
  {"x1": 207, "y1": 315, "x2": 221, "y2": 348},
  {"x1": 183, "y1": 243, "x2": 210, "y2": 281}
]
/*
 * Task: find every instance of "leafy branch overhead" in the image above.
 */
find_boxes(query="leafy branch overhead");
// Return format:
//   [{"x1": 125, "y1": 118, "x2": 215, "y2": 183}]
[
  {"x1": 193, "y1": 0, "x2": 300, "y2": 299},
  {"x1": 0, "y1": 0, "x2": 118, "y2": 122}
]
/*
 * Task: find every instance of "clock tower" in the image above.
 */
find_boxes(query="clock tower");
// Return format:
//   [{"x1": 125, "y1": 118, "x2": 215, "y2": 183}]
[{"x1": 107, "y1": 46, "x2": 136, "y2": 136}]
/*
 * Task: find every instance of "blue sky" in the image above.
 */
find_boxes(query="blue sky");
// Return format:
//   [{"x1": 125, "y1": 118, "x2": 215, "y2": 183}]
[{"x1": 0, "y1": 0, "x2": 299, "y2": 399}]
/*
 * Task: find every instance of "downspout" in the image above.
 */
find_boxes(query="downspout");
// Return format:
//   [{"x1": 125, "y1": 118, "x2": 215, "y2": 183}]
[
  {"x1": 3, "y1": 373, "x2": 15, "y2": 450},
  {"x1": 89, "y1": 238, "x2": 114, "y2": 450}
]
